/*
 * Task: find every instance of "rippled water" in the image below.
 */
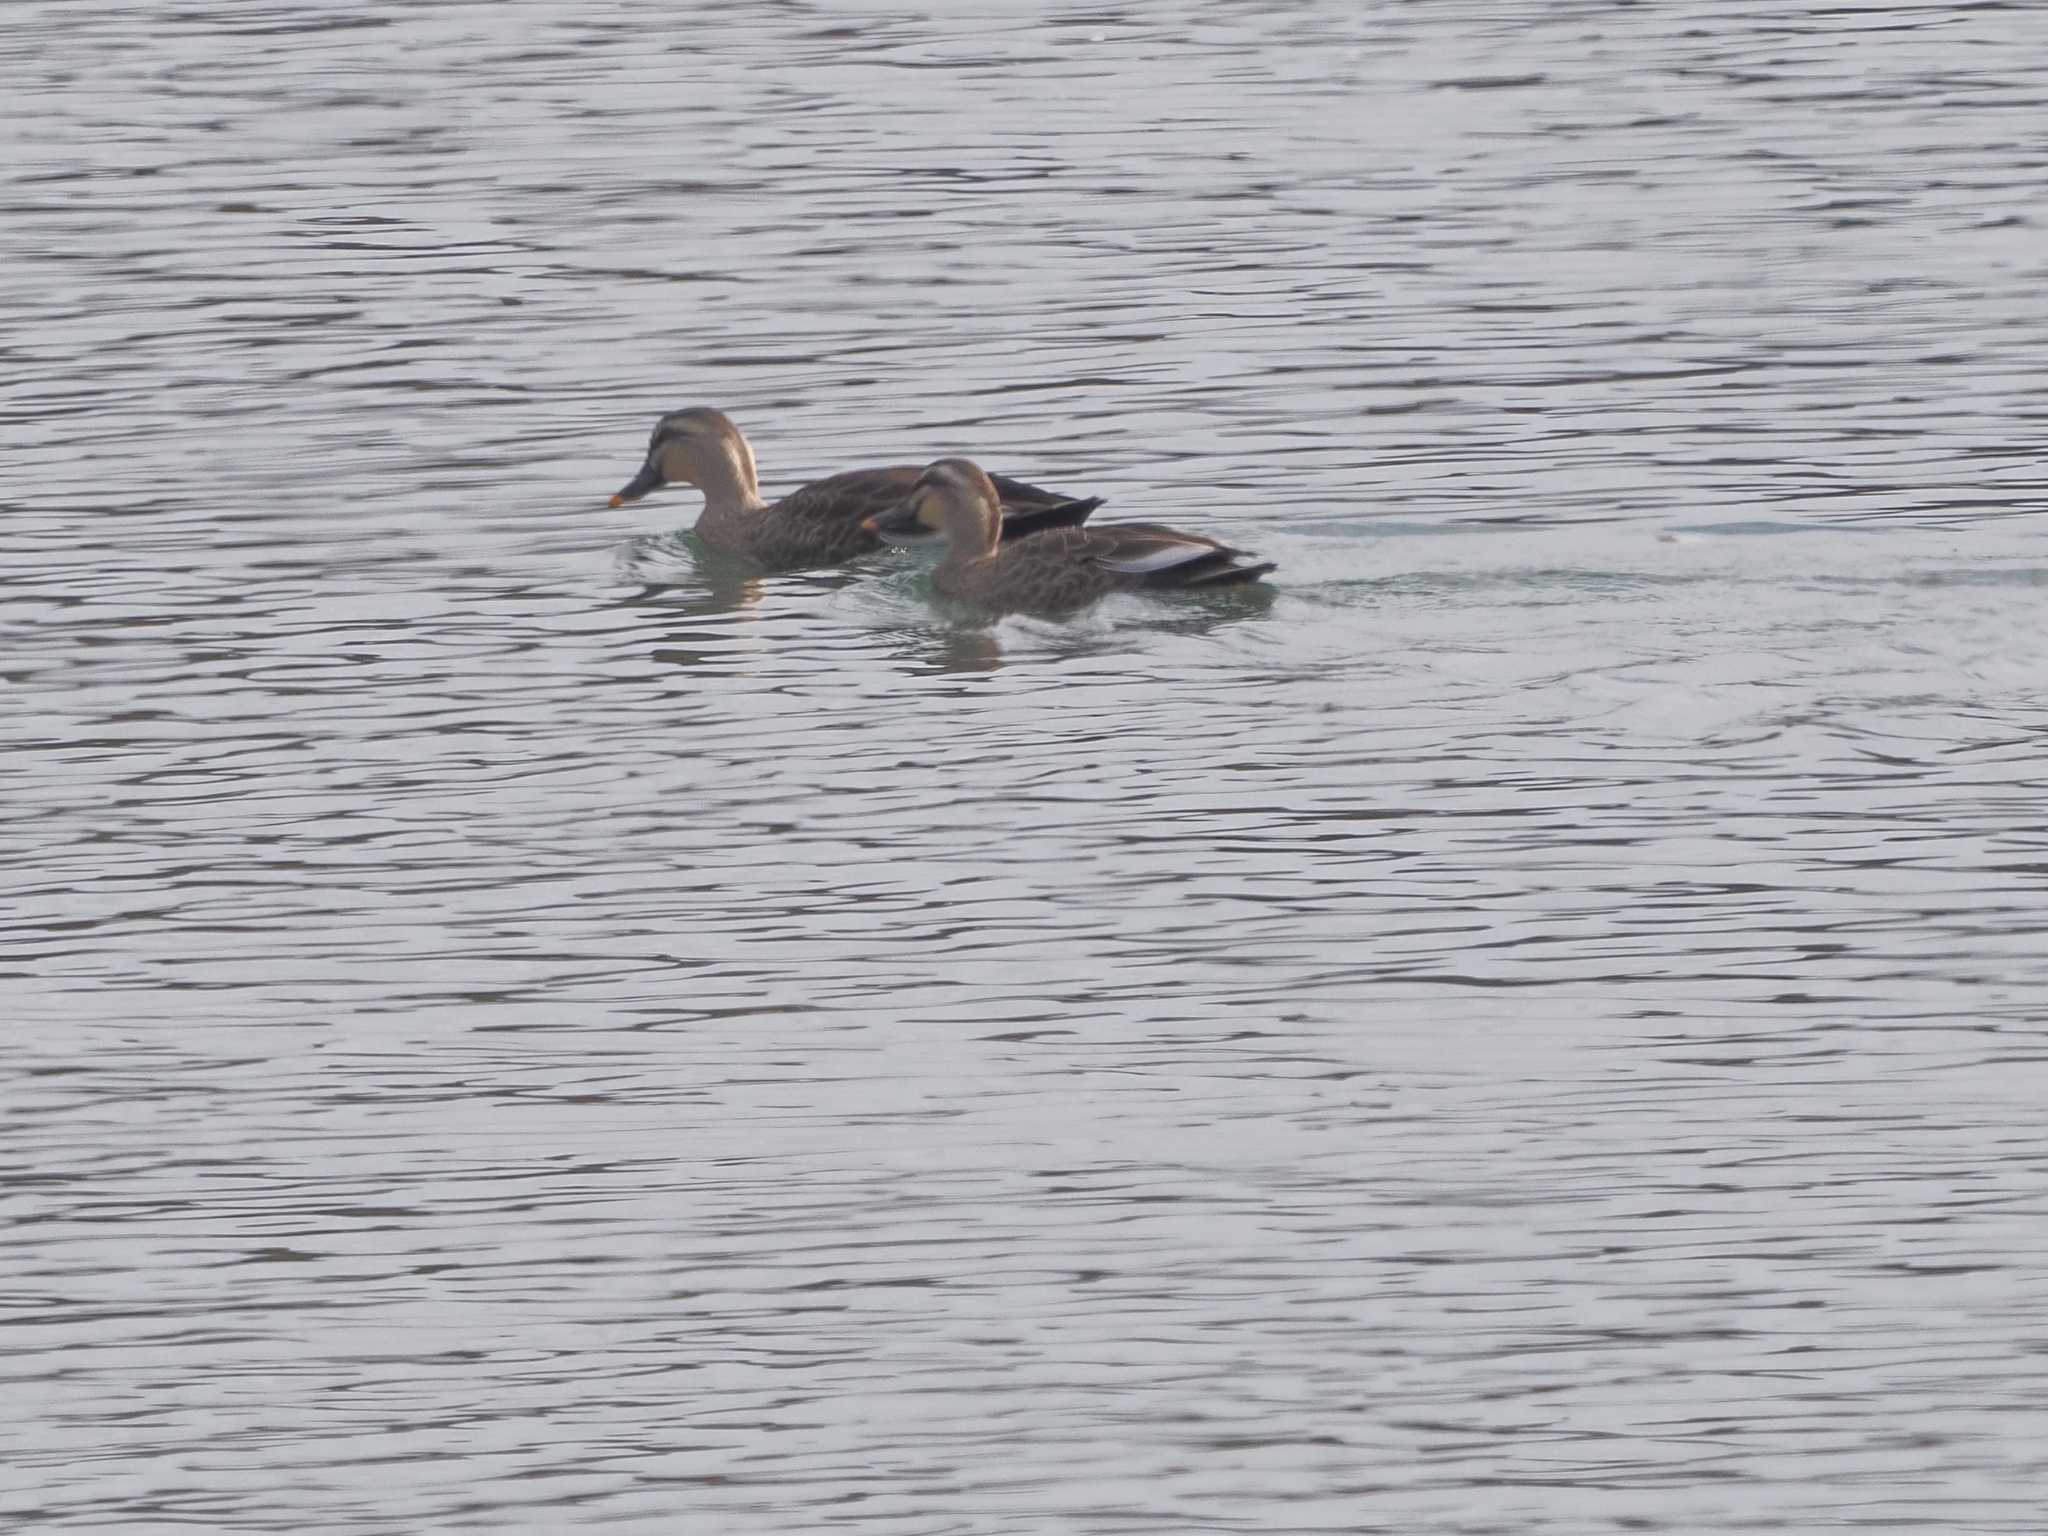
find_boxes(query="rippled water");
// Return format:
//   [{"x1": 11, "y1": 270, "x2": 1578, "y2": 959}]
[{"x1": 10, "y1": 2, "x2": 2048, "y2": 1530}]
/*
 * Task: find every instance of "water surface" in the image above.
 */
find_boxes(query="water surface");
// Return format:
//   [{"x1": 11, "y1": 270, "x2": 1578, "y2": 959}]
[{"x1": 8, "y1": 2, "x2": 2048, "y2": 1531}]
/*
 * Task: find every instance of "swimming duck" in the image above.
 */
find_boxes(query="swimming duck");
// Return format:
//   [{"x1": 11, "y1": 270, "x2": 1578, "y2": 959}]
[
  {"x1": 863, "y1": 457, "x2": 1276, "y2": 614},
  {"x1": 608, "y1": 407, "x2": 1101, "y2": 569}
]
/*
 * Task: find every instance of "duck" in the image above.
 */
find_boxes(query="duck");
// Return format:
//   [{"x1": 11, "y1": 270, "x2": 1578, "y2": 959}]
[
  {"x1": 862, "y1": 457, "x2": 1276, "y2": 614},
  {"x1": 607, "y1": 407, "x2": 1101, "y2": 570}
]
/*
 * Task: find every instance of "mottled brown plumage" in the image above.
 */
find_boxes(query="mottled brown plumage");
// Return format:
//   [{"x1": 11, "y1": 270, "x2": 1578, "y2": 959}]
[
  {"x1": 607, "y1": 407, "x2": 1099, "y2": 569},
  {"x1": 865, "y1": 458, "x2": 1276, "y2": 615}
]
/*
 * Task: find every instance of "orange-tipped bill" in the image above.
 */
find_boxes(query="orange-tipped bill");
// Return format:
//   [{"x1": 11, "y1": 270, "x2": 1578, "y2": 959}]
[
  {"x1": 609, "y1": 460, "x2": 664, "y2": 508},
  {"x1": 863, "y1": 499, "x2": 929, "y2": 546}
]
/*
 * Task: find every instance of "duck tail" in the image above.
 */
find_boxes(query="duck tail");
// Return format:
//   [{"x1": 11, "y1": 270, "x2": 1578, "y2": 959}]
[{"x1": 1181, "y1": 558, "x2": 1277, "y2": 588}]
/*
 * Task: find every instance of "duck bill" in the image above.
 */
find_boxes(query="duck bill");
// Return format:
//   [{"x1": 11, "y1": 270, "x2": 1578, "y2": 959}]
[
  {"x1": 608, "y1": 460, "x2": 665, "y2": 508},
  {"x1": 861, "y1": 500, "x2": 933, "y2": 546}
]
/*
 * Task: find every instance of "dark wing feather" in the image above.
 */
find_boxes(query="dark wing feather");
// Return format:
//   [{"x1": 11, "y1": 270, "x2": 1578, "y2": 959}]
[
  {"x1": 997, "y1": 495, "x2": 1104, "y2": 541},
  {"x1": 989, "y1": 472, "x2": 1083, "y2": 511},
  {"x1": 1083, "y1": 522, "x2": 1275, "y2": 590}
]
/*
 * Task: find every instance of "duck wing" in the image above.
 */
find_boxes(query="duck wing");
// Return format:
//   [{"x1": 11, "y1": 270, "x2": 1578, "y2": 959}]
[
  {"x1": 996, "y1": 495, "x2": 1104, "y2": 540},
  {"x1": 748, "y1": 468, "x2": 922, "y2": 564},
  {"x1": 758, "y1": 465, "x2": 1105, "y2": 559},
  {"x1": 1085, "y1": 522, "x2": 1276, "y2": 588},
  {"x1": 768, "y1": 467, "x2": 919, "y2": 527},
  {"x1": 989, "y1": 472, "x2": 1087, "y2": 511}
]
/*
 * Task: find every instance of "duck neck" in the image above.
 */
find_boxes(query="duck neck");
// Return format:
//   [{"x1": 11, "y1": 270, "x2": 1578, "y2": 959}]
[
  {"x1": 939, "y1": 501, "x2": 1002, "y2": 577},
  {"x1": 938, "y1": 542, "x2": 990, "y2": 586},
  {"x1": 692, "y1": 446, "x2": 766, "y2": 532}
]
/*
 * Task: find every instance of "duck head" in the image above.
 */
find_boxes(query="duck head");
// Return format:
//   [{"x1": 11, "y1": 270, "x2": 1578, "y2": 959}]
[
  {"x1": 863, "y1": 457, "x2": 1003, "y2": 555},
  {"x1": 609, "y1": 407, "x2": 758, "y2": 507}
]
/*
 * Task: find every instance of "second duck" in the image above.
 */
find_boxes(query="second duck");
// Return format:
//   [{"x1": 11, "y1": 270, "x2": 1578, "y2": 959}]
[{"x1": 864, "y1": 458, "x2": 1276, "y2": 615}]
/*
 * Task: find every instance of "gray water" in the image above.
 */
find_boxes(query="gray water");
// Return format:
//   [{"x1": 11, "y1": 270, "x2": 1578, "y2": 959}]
[{"x1": 8, "y1": 2, "x2": 2048, "y2": 1531}]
